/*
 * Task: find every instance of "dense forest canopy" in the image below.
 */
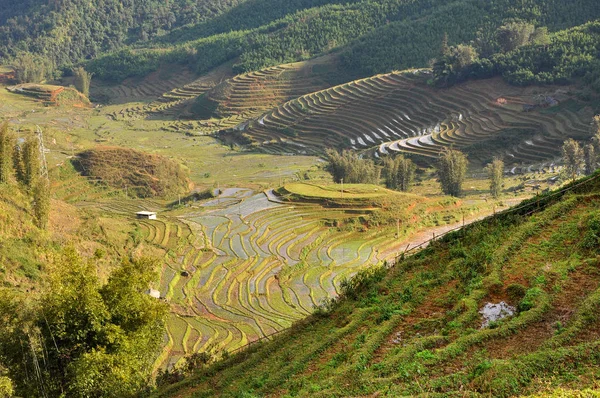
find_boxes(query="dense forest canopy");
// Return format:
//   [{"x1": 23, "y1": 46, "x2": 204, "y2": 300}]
[
  {"x1": 2, "y1": 0, "x2": 599, "y2": 84},
  {"x1": 84, "y1": 0, "x2": 600, "y2": 83},
  {"x1": 0, "y1": 0, "x2": 244, "y2": 71}
]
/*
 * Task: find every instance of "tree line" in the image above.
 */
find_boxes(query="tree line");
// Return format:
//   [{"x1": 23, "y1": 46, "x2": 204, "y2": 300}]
[{"x1": 325, "y1": 147, "x2": 485, "y2": 198}]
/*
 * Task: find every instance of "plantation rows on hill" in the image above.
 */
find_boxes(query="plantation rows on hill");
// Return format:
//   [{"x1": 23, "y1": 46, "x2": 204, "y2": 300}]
[
  {"x1": 231, "y1": 70, "x2": 593, "y2": 166},
  {"x1": 157, "y1": 173, "x2": 600, "y2": 398}
]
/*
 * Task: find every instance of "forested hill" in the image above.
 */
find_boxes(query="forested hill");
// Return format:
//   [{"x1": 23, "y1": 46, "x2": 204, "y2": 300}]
[
  {"x1": 3, "y1": 0, "x2": 600, "y2": 85},
  {"x1": 0, "y1": 0, "x2": 244, "y2": 70},
  {"x1": 85, "y1": 0, "x2": 600, "y2": 83}
]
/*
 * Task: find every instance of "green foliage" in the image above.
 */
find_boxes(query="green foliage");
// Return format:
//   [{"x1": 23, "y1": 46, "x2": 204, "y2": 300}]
[
  {"x1": 486, "y1": 157, "x2": 504, "y2": 198},
  {"x1": 496, "y1": 21, "x2": 536, "y2": 52},
  {"x1": 72, "y1": 67, "x2": 92, "y2": 98},
  {"x1": 33, "y1": 179, "x2": 50, "y2": 230},
  {"x1": 562, "y1": 138, "x2": 584, "y2": 182},
  {"x1": 518, "y1": 287, "x2": 544, "y2": 312},
  {"x1": 579, "y1": 212, "x2": 600, "y2": 251},
  {"x1": 12, "y1": 52, "x2": 56, "y2": 83},
  {"x1": 0, "y1": 376, "x2": 12, "y2": 398},
  {"x1": 0, "y1": 249, "x2": 168, "y2": 397},
  {"x1": 325, "y1": 149, "x2": 380, "y2": 184},
  {"x1": 584, "y1": 143, "x2": 597, "y2": 176},
  {"x1": 437, "y1": 147, "x2": 468, "y2": 197},
  {"x1": 0, "y1": 123, "x2": 14, "y2": 185},
  {"x1": 21, "y1": 136, "x2": 40, "y2": 189},
  {"x1": 506, "y1": 283, "x2": 527, "y2": 302},
  {"x1": 382, "y1": 155, "x2": 415, "y2": 192},
  {"x1": 339, "y1": 266, "x2": 386, "y2": 300},
  {"x1": 0, "y1": 0, "x2": 243, "y2": 72}
]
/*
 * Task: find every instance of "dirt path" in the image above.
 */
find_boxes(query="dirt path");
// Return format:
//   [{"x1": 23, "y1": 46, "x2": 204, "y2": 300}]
[{"x1": 395, "y1": 197, "x2": 525, "y2": 255}]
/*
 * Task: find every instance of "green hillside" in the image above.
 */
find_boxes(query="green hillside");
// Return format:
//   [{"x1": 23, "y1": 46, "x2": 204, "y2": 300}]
[
  {"x1": 86, "y1": 0, "x2": 600, "y2": 83},
  {"x1": 157, "y1": 172, "x2": 600, "y2": 397},
  {"x1": 1, "y1": 0, "x2": 600, "y2": 396},
  {"x1": 0, "y1": 0, "x2": 243, "y2": 68}
]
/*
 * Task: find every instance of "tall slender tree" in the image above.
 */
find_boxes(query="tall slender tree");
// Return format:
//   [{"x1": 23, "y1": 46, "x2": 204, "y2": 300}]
[
  {"x1": 73, "y1": 67, "x2": 93, "y2": 98},
  {"x1": 562, "y1": 139, "x2": 584, "y2": 181},
  {"x1": 0, "y1": 123, "x2": 15, "y2": 184},
  {"x1": 325, "y1": 149, "x2": 380, "y2": 184},
  {"x1": 486, "y1": 157, "x2": 504, "y2": 198},
  {"x1": 584, "y1": 143, "x2": 596, "y2": 175},
  {"x1": 22, "y1": 136, "x2": 40, "y2": 188},
  {"x1": 382, "y1": 155, "x2": 415, "y2": 192},
  {"x1": 13, "y1": 142, "x2": 25, "y2": 184},
  {"x1": 33, "y1": 179, "x2": 50, "y2": 229},
  {"x1": 437, "y1": 147, "x2": 468, "y2": 197}
]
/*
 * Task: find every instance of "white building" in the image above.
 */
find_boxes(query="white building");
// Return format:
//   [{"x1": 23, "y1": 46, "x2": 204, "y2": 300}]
[{"x1": 136, "y1": 211, "x2": 157, "y2": 220}]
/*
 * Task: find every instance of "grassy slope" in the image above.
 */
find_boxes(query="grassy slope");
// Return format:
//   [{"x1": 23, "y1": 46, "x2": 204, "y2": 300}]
[{"x1": 157, "y1": 172, "x2": 600, "y2": 397}]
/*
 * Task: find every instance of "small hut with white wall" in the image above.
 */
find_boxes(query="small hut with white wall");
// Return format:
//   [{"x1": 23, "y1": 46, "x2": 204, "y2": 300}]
[{"x1": 136, "y1": 211, "x2": 157, "y2": 220}]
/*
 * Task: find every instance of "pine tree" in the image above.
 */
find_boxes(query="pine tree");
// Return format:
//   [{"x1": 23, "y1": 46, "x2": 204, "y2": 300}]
[
  {"x1": 486, "y1": 157, "x2": 504, "y2": 198},
  {"x1": 562, "y1": 139, "x2": 584, "y2": 181},
  {"x1": 437, "y1": 147, "x2": 468, "y2": 197},
  {"x1": 22, "y1": 136, "x2": 40, "y2": 188},
  {"x1": 0, "y1": 123, "x2": 15, "y2": 184},
  {"x1": 33, "y1": 179, "x2": 50, "y2": 230}
]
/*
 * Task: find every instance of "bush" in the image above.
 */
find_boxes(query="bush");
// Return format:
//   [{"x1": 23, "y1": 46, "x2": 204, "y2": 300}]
[{"x1": 506, "y1": 283, "x2": 527, "y2": 302}]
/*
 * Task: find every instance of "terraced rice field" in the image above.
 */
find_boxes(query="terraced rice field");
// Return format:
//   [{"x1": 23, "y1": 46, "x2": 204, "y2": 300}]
[
  {"x1": 206, "y1": 60, "x2": 333, "y2": 118},
  {"x1": 142, "y1": 188, "x2": 436, "y2": 368},
  {"x1": 102, "y1": 64, "x2": 232, "y2": 124},
  {"x1": 95, "y1": 59, "x2": 333, "y2": 136},
  {"x1": 236, "y1": 71, "x2": 593, "y2": 165}
]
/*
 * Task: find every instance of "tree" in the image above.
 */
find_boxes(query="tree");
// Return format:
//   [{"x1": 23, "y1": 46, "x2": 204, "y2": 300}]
[
  {"x1": 22, "y1": 136, "x2": 40, "y2": 188},
  {"x1": 584, "y1": 143, "x2": 596, "y2": 175},
  {"x1": 0, "y1": 249, "x2": 167, "y2": 397},
  {"x1": 325, "y1": 149, "x2": 380, "y2": 184},
  {"x1": 72, "y1": 67, "x2": 93, "y2": 98},
  {"x1": 562, "y1": 139, "x2": 584, "y2": 181},
  {"x1": 486, "y1": 157, "x2": 504, "y2": 198},
  {"x1": 382, "y1": 155, "x2": 415, "y2": 192},
  {"x1": 12, "y1": 142, "x2": 25, "y2": 184},
  {"x1": 33, "y1": 179, "x2": 50, "y2": 229},
  {"x1": 437, "y1": 147, "x2": 468, "y2": 197},
  {"x1": 12, "y1": 52, "x2": 53, "y2": 83},
  {"x1": 0, "y1": 376, "x2": 13, "y2": 398},
  {"x1": 0, "y1": 123, "x2": 15, "y2": 184},
  {"x1": 592, "y1": 116, "x2": 600, "y2": 153},
  {"x1": 450, "y1": 44, "x2": 478, "y2": 70},
  {"x1": 440, "y1": 32, "x2": 450, "y2": 57},
  {"x1": 496, "y1": 21, "x2": 535, "y2": 52},
  {"x1": 530, "y1": 27, "x2": 550, "y2": 46}
]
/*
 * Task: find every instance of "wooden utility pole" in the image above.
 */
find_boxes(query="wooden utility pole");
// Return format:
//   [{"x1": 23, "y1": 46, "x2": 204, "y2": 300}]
[{"x1": 341, "y1": 178, "x2": 344, "y2": 199}]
